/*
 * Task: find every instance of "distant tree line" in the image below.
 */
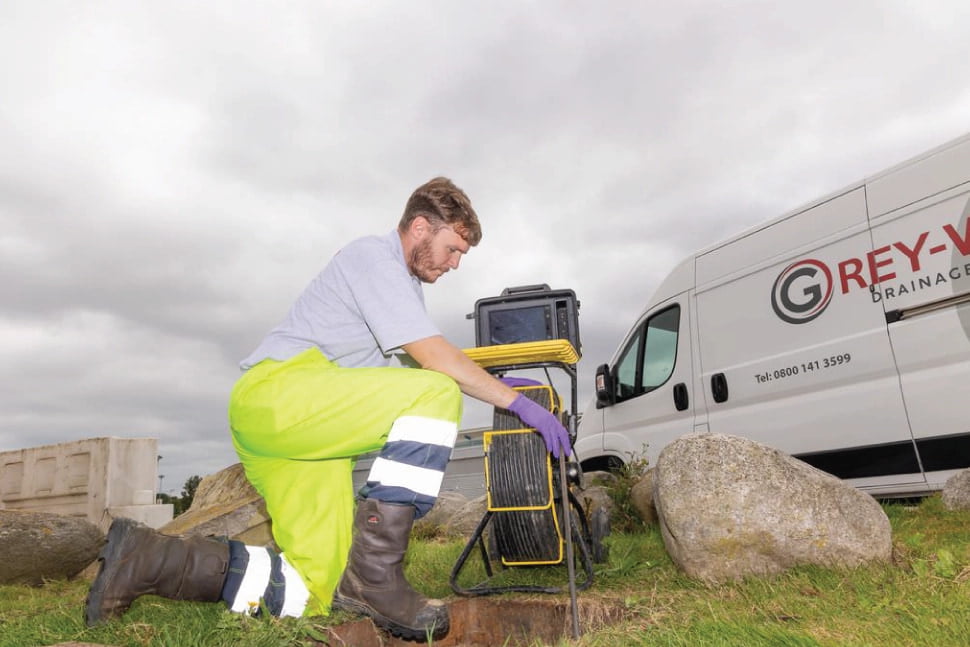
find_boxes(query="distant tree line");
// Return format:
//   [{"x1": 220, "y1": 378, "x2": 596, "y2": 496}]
[{"x1": 157, "y1": 475, "x2": 202, "y2": 516}]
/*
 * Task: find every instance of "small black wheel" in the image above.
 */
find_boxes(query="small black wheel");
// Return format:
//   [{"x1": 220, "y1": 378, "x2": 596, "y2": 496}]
[{"x1": 589, "y1": 505, "x2": 611, "y2": 564}]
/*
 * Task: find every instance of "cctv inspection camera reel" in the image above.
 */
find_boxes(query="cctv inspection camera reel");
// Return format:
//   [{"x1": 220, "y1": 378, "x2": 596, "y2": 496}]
[{"x1": 451, "y1": 285, "x2": 606, "y2": 638}]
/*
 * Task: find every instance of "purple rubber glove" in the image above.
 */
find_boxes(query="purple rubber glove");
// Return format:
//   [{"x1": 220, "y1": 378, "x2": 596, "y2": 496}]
[{"x1": 507, "y1": 393, "x2": 573, "y2": 459}]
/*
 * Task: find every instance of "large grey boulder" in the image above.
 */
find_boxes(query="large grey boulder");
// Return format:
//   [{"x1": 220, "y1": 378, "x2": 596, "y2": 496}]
[
  {"x1": 0, "y1": 510, "x2": 104, "y2": 585},
  {"x1": 941, "y1": 468, "x2": 970, "y2": 510},
  {"x1": 654, "y1": 433, "x2": 892, "y2": 582},
  {"x1": 161, "y1": 463, "x2": 274, "y2": 547}
]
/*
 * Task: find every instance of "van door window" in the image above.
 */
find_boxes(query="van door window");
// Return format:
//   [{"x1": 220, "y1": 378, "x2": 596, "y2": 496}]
[
  {"x1": 614, "y1": 305, "x2": 680, "y2": 403},
  {"x1": 615, "y1": 327, "x2": 643, "y2": 401}
]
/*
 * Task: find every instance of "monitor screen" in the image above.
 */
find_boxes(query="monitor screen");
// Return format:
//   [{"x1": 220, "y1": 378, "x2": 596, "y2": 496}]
[{"x1": 488, "y1": 305, "x2": 552, "y2": 345}]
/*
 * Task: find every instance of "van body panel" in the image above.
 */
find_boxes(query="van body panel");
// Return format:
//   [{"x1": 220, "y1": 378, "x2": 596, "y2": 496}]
[
  {"x1": 866, "y1": 186, "x2": 970, "y2": 312},
  {"x1": 646, "y1": 257, "x2": 695, "y2": 308},
  {"x1": 866, "y1": 133, "x2": 970, "y2": 219},
  {"x1": 578, "y1": 132, "x2": 970, "y2": 496},
  {"x1": 693, "y1": 212, "x2": 919, "y2": 487},
  {"x1": 889, "y1": 305, "x2": 970, "y2": 453},
  {"x1": 869, "y1": 155, "x2": 970, "y2": 489},
  {"x1": 695, "y1": 187, "x2": 869, "y2": 287}
]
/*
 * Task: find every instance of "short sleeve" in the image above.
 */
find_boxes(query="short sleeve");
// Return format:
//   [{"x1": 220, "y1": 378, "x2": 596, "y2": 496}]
[{"x1": 337, "y1": 246, "x2": 441, "y2": 352}]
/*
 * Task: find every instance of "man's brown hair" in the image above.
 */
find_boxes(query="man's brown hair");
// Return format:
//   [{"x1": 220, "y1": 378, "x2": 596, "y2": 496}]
[{"x1": 399, "y1": 177, "x2": 482, "y2": 246}]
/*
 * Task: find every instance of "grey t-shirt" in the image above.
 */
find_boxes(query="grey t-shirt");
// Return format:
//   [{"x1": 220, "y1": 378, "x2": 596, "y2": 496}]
[{"x1": 240, "y1": 230, "x2": 441, "y2": 370}]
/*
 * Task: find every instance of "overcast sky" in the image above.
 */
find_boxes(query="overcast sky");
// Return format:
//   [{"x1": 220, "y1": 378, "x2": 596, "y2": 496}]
[{"x1": 2, "y1": 1, "x2": 969, "y2": 495}]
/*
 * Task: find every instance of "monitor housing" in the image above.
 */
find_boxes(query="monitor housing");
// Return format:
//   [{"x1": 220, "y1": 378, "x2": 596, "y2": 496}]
[{"x1": 473, "y1": 284, "x2": 580, "y2": 354}]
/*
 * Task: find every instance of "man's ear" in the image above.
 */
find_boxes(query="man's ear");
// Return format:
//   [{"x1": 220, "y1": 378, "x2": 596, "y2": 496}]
[{"x1": 409, "y1": 215, "x2": 431, "y2": 238}]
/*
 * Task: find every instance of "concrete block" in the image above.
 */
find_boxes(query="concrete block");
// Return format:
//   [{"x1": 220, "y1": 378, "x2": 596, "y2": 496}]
[{"x1": 0, "y1": 437, "x2": 173, "y2": 531}]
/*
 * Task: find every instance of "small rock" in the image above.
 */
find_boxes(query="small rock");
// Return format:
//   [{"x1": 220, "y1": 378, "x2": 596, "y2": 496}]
[
  {"x1": 583, "y1": 470, "x2": 618, "y2": 487},
  {"x1": 575, "y1": 483, "x2": 614, "y2": 522},
  {"x1": 445, "y1": 495, "x2": 488, "y2": 537},
  {"x1": 416, "y1": 490, "x2": 468, "y2": 534},
  {"x1": 629, "y1": 469, "x2": 657, "y2": 525},
  {"x1": 942, "y1": 468, "x2": 970, "y2": 511}
]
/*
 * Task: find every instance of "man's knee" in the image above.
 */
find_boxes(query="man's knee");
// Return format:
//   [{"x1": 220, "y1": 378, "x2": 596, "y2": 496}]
[
  {"x1": 411, "y1": 370, "x2": 462, "y2": 416},
  {"x1": 419, "y1": 369, "x2": 460, "y2": 397}
]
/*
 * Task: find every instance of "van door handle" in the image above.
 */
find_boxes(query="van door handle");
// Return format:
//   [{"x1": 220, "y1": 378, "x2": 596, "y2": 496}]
[
  {"x1": 673, "y1": 382, "x2": 689, "y2": 411},
  {"x1": 711, "y1": 373, "x2": 729, "y2": 403}
]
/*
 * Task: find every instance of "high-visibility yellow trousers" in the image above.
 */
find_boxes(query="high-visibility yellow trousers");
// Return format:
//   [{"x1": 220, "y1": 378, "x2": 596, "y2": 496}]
[{"x1": 228, "y1": 347, "x2": 461, "y2": 616}]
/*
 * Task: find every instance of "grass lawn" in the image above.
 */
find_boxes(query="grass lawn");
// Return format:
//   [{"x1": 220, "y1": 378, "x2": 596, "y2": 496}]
[{"x1": 1, "y1": 495, "x2": 968, "y2": 646}]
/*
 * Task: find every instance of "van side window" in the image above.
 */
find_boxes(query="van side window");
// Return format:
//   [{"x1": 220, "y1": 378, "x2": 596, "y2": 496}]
[
  {"x1": 615, "y1": 327, "x2": 643, "y2": 401},
  {"x1": 614, "y1": 305, "x2": 680, "y2": 403}
]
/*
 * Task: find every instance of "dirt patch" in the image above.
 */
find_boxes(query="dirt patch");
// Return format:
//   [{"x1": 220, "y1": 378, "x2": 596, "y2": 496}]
[{"x1": 321, "y1": 596, "x2": 627, "y2": 646}]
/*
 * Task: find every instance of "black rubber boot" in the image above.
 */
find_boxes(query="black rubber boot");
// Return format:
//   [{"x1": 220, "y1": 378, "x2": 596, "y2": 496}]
[
  {"x1": 85, "y1": 517, "x2": 229, "y2": 626},
  {"x1": 333, "y1": 499, "x2": 449, "y2": 641}
]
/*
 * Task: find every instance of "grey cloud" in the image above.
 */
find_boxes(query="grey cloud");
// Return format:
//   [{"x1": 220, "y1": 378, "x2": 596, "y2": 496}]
[{"x1": 3, "y1": 0, "x2": 970, "y2": 492}]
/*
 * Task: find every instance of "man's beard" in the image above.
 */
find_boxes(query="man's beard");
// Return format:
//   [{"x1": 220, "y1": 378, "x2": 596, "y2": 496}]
[{"x1": 408, "y1": 237, "x2": 438, "y2": 283}]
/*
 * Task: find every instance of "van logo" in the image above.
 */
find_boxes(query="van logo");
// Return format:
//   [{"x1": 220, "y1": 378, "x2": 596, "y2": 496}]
[{"x1": 771, "y1": 259, "x2": 834, "y2": 324}]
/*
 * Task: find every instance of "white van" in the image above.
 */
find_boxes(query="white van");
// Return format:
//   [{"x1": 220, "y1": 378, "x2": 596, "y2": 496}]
[{"x1": 575, "y1": 132, "x2": 970, "y2": 497}]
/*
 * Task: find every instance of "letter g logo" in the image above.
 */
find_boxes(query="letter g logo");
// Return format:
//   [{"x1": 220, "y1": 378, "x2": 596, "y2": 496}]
[{"x1": 771, "y1": 259, "x2": 833, "y2": 324}]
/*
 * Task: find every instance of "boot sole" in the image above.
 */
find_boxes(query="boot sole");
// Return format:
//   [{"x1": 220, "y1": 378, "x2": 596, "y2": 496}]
[
  {"x1": 332, "y1": 592, "x2": 449, "y2": 642},
  {"x1": 84, "y1": 517, "x2": 140, "y2": 626}
]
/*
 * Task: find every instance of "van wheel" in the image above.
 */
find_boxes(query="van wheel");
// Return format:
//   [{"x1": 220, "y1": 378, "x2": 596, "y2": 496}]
[
  {"x1": 606, "y1": 455, "x2": 625, "y2": 473},
  {"x1": 580, "y1": 455, "x2": 625, "y2": 475}
]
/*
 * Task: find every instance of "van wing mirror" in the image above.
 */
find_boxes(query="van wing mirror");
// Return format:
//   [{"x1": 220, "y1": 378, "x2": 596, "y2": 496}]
[{"x1": 595, "y1": 363, "x2": 614, "y2": 407}]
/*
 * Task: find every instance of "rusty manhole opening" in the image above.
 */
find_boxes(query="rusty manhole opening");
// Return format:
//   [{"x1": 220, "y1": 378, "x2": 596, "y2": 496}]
[{"x1": 321, "y1": 597, "x2": 626, "y2": 646}]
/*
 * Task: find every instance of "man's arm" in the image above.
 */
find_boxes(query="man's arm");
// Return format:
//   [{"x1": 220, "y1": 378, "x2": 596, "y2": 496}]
[
  {"x1": 402, "y1": 335, "x2": 518, "y2": 408},
  {"x1": 402, "y1": 335, "x2": 572, "y2": 458}
]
